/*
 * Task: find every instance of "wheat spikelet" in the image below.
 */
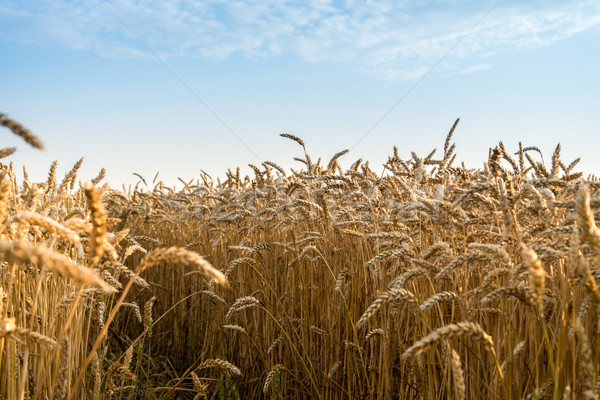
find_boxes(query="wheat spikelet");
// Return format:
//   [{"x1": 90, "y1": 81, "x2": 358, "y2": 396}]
[
  {"x1": 402, "y1": 321, "x2": 496, "y2": 360},
  {"x1": 497, "y1": 176, "x2": 519, "y2": 235},
  {"x1": 263, "y1": 364, "x2": 284, "y2": 394},
  {"x1": 263, "y1": 161, "x2": 286, "y2": 176},
  {"x1": 444, "y1": 118, "x2": 459, "y2": 154},
  {"x1": 55, "y1": 335, "x2": 70, "y2": 399},
  {"x1": 0, "y1": 174, "x2": 11, "y2": 222},
  {"x1": 223, "y1": 256, "x2": 255, "y2": 276},
  {"x1": 223, "y1": 324, "x2": 247, "y2": 335},
  {"x1": 190, "y1": 371, "x2": 208, "y2": 395},
  {"x1": 198, "y1": 290, "x2": 226, "y2": 304},
  {"x1": 143, "y1": 296, "x2": 156, "y2": 331},
  {"x1": 421, "y1": 241, "x2": 451, "y2": 259},
  {"x1": 344, "y1": 339, "x2": 363, "y2": 354},
  {"x1": 63, "y1": 217, "x2": 92, "y2": 233},
  {"x1": 58, "y1": 157, "x2": 83, "y2": 192},
  {"x1": 576, "y1": 184, "x2": 600, "y2": 256},
  {"x1": 92, "y1": 352, "x2": 102, "y2": 400},
  {"x1": 366, "y1": 231, "x2": 412, "y2": 242},
  {"x1": 267, "y1": 336, "x2": 282, "y2": 354},
  {"x1": 137, "y1": 246, "x2": 226, "y2": 285},
  {"x1": 434, "y1": 252, "x2": 483, "y2": 280},
  {"x1": 481, "y1": 267, "x2": 511, "y2": 288},
  {"x1": 501, "y1": 340, "x2": 526, "y2": 374},
  {"x1": 525, "y1": 378, "x2": 554, "y2": 400},
  {"x1": 573, "y1": 254, "x2": 600, "y2": 306},
  {"x1": 225, "y1": 296, "x2": 261, "y2": 321},
  {"x1": 467, "y1": 243, "x2": 511, "y2": 265},
  {"x1": 196, "y1": 358, "x2": 242, "y2": 376},
  {"x1": 550, "y1": 143, "x2": 561, "y2": 178},
  {"x1": 388, "y1": 267, "x2": 428, "y2": 289},
  {"x1": 365, "y1": 328, "x2": 385, "y2": 341},
  {"x1": 327, "y1": 149, "x2": 349, "y2": 172},
  {"x1": 85, "y1": 182, "x2": 107, "y2": 264},
  {"x1": 91, "y1": 168, "x2": 106, "y2": 185},
  {"x1": 107, "y1": 229, "x2": 130, "y2": 248},
  {"x1": 133, "y1": 235, "x2": 159, "y2": 244},
  {"x1": 0, "y1": 113, "x2": 44, "y2": 149},
  {"x1": 577, "y1": 298, "x2": 592, "y2": 327},
  {"x1": 13, "y1": 327, "x2": 58, "y2": 347},
  {"x1": 308, "y1": 325, "x2": 326, "y2": 336},
  {"x1": 96, "y1": 301, "x2": 106, "y2": 329},
  {"x1": 325, "y1": 361, "x2": 342, "y2": 381},
  {"x1": 449, "y1": 348, "x2": 465, "y2": 400},
  {"x1": 280, "y1": 133, "x2": 305, "y2": 148},
  {"x1": 122, "y1": 344, "x2": 134, "y2": 371},
  {"x1": 0, "y1": 147, "x2": 16, "y2": 159},
  {"x1": 104, "y1": 261, "x2": 147, "y2": 288},
  {"x1": 364, "y1": 249, "x2": 410, "y2": 269},
  {"x1": 121, "y1": 302, "x2": 142, "y2": 323},
  {"x1": 481, "y1": 285, "x2": 533, "y2": 306},
  {"x1": 6, "y1": 211, "x2": 81, "y2": 243},
  {"x1": 575, "y1": 319, "x2": 595, "y2": 394},
  {"x1": 418, "y1": 291, "x2": 458, "y2": 313},
  {"x1": 122, "y1": 244, "x2": 146, "y2": 261},
  {"x1": 44, "y1": 160, "x2": 58, "y2": 194},
  {"x1": 522, "y1": 245, "x2": 545, "y2": 314},
  {"x1": 356, "y1": 288, "x2": 418, "y2": 329},
  {"x1": 334, "y1": 269, "x2": 351, "y2": 293}
]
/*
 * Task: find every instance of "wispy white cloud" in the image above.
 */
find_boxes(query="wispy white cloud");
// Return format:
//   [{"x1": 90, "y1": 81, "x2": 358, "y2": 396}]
[
  {"x1": 445, "y1": 63, "x2": 491, "y2": 77},
  {"x1": 1, "y1": 0, "x2": 599, "y2": 80}
]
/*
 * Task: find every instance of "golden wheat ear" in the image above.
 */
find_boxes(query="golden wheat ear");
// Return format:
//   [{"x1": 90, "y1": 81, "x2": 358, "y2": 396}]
[
  {"x1": 280, "y1": 133, "x2": 305, "y2": 148},
  {"x1": 0, "y1": 113, "x2": 44, "y2": 149}
]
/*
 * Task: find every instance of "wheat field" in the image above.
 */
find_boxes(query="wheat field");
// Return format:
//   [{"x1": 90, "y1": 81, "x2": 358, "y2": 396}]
[{"x1": 1, "y1": 113, "x2": 599, "y2": 399}]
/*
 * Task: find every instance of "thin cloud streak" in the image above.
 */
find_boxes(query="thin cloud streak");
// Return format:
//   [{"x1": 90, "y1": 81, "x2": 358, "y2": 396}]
[
  {"x1": 446, "y1": 63, "x2": 491, "y2": 77},
  {"x1": 1, "y1": 0, "x2": 599, "y2": 79}
]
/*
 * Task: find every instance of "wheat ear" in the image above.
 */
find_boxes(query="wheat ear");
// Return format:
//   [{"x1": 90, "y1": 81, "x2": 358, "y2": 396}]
[
  {"x1": 0, "y1": 113, "x2": 44, "y2": 149},
  {"x1": 196, "y1": 358, "x2": 242, "y2": 376},
  {"x1": 85, "y1": 182, "x2": 107, "y2": 265},
  {"x1": 522, "y1": 245, "x2": 545, "y2": 314},
  {"x1": 449, "y1": 348, "x2": 466, "y2": 400},
  {"x1": 263, "y1": 364, "x2": 285, "y2": 394},
  {"x1": 402, "y1": 321, "x2": 503, "y2": 379},
  {"x1": 0, "y1": 240, "x2": 115, "y2": 293},
  {"x1": 356, "y1": 288, "x2": 418, "y2": 329},
  {"x1": 137, "y1": 246, "x2": 226, "y2": 285}
]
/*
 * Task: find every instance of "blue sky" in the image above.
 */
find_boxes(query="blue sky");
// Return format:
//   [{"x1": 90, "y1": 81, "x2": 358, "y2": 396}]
[{"x1": 1, "y1": 0, "x2": 599, "y2": 187}]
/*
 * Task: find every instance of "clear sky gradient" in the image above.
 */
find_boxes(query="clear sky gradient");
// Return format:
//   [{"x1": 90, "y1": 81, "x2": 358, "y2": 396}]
[{"x1": 1, "y1": 0, "x2": 599, "y2": 188}]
